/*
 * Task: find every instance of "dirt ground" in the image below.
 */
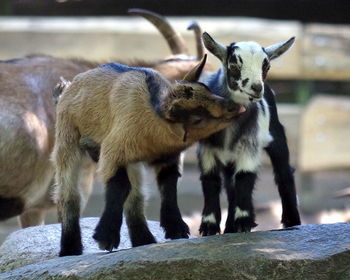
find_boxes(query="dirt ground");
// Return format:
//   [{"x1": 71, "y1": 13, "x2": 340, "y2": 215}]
[{"x1": 1, "y1": 163, "x2": 349, "y2": 245}]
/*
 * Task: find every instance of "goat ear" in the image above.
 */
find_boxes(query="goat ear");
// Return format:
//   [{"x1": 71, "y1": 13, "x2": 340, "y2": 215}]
[
  {"x1": 265, "y1": 37, "x2": 295, "y2": 60},
  {"x1": 182, "y1": 54, "x2": 207, "y2": 82},
  {"x1": 202, "y1": 32, "x2": 227, "y2": 62}
]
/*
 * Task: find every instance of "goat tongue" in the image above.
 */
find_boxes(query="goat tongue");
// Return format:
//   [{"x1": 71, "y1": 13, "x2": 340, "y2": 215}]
[{"x1": 238, "y1": 106, "x2": 246, "y2": 114}]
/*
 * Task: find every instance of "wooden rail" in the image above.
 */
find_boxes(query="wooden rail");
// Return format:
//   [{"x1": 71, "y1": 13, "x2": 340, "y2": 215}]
[{"x1": 0, "y1": 17, "x2": 348, "y2": 81}]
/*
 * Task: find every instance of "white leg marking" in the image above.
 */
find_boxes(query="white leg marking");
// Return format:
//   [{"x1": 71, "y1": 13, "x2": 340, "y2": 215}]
[
  {"x1": 202, "y1": 213, "x2": 216, "y2": 224},
  {"x1": 235, "y1": 207, "x2": 249, "y2": 220},
  {"x1": 199, "y1": 147, "x2": 217, "y2": 174}
]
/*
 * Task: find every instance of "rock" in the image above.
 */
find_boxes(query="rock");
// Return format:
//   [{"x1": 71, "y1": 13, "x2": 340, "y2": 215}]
[
  {"x1": 0, "y1": 217, "x2": 168, "y2": 273},
  {"x1": 0, "y1": 223, "x2": 349, "y2": 280}
]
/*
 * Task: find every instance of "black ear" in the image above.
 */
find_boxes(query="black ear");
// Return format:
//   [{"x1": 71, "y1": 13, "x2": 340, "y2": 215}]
[
  {"x1": 265, "y1": 37, "x2": 295, "y2": 60},
  {"x1": 202, "y1": 32, "x2": 227, "y2": 62},
  {"x1": 182, "y1": 54, "x2": 207, "y2": 82}
]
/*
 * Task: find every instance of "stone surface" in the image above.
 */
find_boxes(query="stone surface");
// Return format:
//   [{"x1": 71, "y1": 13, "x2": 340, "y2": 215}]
[
  {"x1": 0, "y1": 223, "x2": 349, "y2": 280},
  {"x1": 0, "y1": 217, "x2": 168, "y2": 273}
]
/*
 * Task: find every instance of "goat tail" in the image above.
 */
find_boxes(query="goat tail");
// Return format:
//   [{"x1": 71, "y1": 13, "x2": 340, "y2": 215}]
[{"x1": 53, "y1": 77, "x2": 71, "y2": 105}]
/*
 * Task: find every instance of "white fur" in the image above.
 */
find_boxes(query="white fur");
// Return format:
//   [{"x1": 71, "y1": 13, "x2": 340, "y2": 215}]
[
  {"x1": 198, "y1": 146, "x2": 217, "y2": 174},
  {"x1": 202, "y1": 213, "x2": 217, "y2": 224},
  {"x1": 227, "y1": 42, "x2": 268, "y2": 105},
  {"x1": 234, "y1": 207, "x2": 249, "y2": 220},
  {"x1": 200, "y1": 101, "x2": 272, "y2": 174}
]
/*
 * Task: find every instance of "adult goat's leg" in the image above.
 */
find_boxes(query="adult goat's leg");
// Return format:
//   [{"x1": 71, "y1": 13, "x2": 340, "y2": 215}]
[{"x1": 54, "y1": 124, "x2": 83, "y2": 257}]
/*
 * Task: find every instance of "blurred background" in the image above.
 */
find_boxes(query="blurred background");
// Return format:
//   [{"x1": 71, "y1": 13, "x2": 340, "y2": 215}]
[{"x1": 0, "y1": 0, "x2": 349, "y2": 244}]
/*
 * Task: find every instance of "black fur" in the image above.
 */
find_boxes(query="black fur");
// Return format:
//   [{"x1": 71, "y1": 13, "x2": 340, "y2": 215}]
[
  {"x1": 199, "y1": 127, "x2": 226, "y2": 148},
  {"x1": 145, "y1": 72, "x2": 163, "y2": 116},
  {"x1": 127, "y1": 218, "x2": 157, "y2": 247},
  {"x1": 0, "y1": 196, "x2": 25, "y2": 220},
  {"x1": 262, "y1": 58, "x2": 270, "y2": 80},
  {"x1": 264, "y1": 86, "x2": 301, "y2": 227},
  {"x1": 242, "y1": 78, "x2": 249, "y2": 87},
  {"x1": 228, "y1": 104, "x2": 258, "y2": 150},
  {"x1": 93, "y1": 167, "x2": 131, "y2": 251},
  {"x1": 59, "y1": 200, "x2": 83, "y2": 256},
  {"x1": 196, "y1": 54, "x2": 300, "y2": 235},
  {"x1": 224, "y1": 170, "x2": 258, "y2": 233},
  {"x1": 155, "y1": 157, "x2": 190, "y2": 239},
  {"x1": 198, "y1": 162, "x2": 222, "y2": 236}
]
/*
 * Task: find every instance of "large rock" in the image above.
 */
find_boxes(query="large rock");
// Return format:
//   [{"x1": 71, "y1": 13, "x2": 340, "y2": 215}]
[
  {"x1": 0, "y1": 222, "x2": 349, "y2": 280},
  {"x1": 0, "y1": 217, "x2": 168, "y2": 273}
]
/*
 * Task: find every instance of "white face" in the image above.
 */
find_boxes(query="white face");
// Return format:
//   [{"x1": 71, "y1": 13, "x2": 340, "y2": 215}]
[
  {"x1": 225, "y1": 41, "x2": 270, "y2": 105},
  {"x1": 202, "y1": 32, "x2": 295, "y2": 107}
]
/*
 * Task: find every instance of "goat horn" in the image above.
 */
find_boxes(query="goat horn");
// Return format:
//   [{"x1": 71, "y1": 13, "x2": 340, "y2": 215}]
[
  {"x1": 128, "y1": 8, "x2": 189, "y2": 55},
  {"x1": 187, "y1": 21, "x2": 204, "y2": 60}
]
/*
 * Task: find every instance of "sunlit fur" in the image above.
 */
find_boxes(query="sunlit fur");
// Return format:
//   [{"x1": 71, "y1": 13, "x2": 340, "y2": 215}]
[
  {"x1": 0, "y1": 49, "x2": 211, "y2": 228},
  {"x1": 53, "y1": 58, "x2": 244, "y2": 256},
  {"x1": 225, "y1": 42, "x2": 268, "y2": 105},
  {"x1": 197, "y1": 33, "x2": 300, "y2": 236}
]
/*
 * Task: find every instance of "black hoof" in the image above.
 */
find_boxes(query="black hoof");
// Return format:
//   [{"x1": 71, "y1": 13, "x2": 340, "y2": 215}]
[
  {"x1": 93, "y1": 227, "x2": 120, "y2": 252},
  {"x1": 282, "y1": 209, "x2": 301, "y2": 227},
  {"x1": 162, "y1": 218, "x2": 190, "y2": 239},
  {"x1": 59, "y1": 224, "x2": 83, "y2": 257},
  {"x1": 130, "y1": 224, "x2": 157, "y2": 247},
  {"x1": 59, "y1": 240, "x2": 83, "y2": 257},
  {"x1": 59, "y1": 245, "x2": 83, "y2": 257},
  {"x1": 199, "y1": 222, "x2": 220, "y2": 236},
  {"x1": 224, "y1": 217, "x2": 257, "y2": 233}
]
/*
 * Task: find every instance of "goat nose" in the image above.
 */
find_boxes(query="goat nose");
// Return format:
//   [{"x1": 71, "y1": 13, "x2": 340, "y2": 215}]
[{"x1": 251, "y1": 83, "x2": 262, "y2": 93}]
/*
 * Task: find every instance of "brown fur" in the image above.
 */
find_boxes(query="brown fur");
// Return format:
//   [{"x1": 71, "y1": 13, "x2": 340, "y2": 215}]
[
  {"x1": 0, "y1": 55, "x2": 96, "y2": 226},
  {"x1": 0, "y1": 10, "x2": 210, "y2": 228},
  {"x1": 53, "y1": 57, "x2": 243, "y2": 254},
  {"x1": 53, "y1": 57, "x2": 239, "y2": 182},
  {"x1": 0, "y1": 53, "x2": 208, "y2": 227}
]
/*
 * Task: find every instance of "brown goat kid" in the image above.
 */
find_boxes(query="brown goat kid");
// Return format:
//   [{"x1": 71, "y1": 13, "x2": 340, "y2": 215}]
[{"x1": 53, "y1": 55, "x2": 245, "y2": 256}]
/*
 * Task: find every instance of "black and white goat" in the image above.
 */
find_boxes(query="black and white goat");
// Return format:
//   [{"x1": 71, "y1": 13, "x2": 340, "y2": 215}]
[{"x1": 196, "y1": 33, "x2": 301, "y2": 235}]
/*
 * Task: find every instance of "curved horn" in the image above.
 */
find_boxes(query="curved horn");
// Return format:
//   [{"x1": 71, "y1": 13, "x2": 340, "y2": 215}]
[
  {"x1": 187, "y1": 21, "x2": 204, "y2": 60},
  {"x1": 128, "y1": 8, "x2": 189, "y2": 55}
]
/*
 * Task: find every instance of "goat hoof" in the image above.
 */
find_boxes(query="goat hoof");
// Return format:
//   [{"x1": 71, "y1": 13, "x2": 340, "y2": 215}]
[
  {"x1": 199, "y1": 222, "x2": 220, "y2": 236},
  {"x1": 131, "y1": 233, "x2": 157, "y2": 247},
  {"x1": 282, "y1": 210, "x2": 301, "y2": 227},
  {"x1": 225, "y1": 217, "x2": 257, "y2": 233},
  {"x1": 93, "y1": 231, "x2": 120, "y2": 252},
  {"x1": 163, "y1": 219, "x2": 190, "y2": 239},
  {"x1": 130, "y1": 224, "x2": 157, "y2": 247},
  {"x1": 59, "y1": 243, "x2": 83, "y2": 257}
]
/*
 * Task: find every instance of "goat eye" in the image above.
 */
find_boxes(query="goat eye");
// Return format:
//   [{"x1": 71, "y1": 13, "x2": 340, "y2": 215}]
[
  {"x1": 190, "y1": 116, "x2": 203, "y2": 126},
  {"x1": 229, "y1": 64, "x2": 241, "y2": 79}
]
